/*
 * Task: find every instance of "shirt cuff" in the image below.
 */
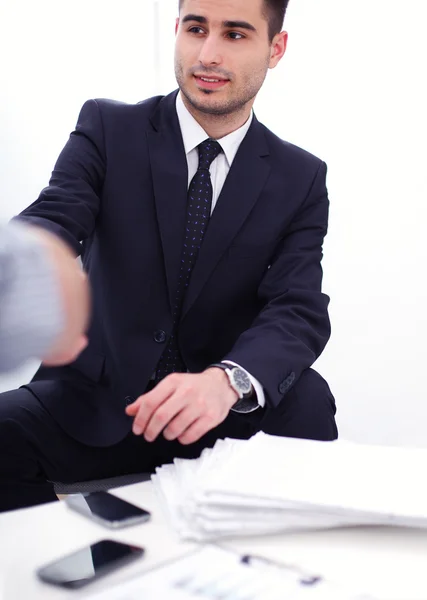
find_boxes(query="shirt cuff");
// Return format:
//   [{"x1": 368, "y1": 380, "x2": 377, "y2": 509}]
[{"x1": 222, "y1": 360, "x2": 265, "y2": 408}]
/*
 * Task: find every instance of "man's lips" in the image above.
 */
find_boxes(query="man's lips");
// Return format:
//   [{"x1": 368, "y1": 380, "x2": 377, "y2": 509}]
[{"x1": 193, "y1": 75, "x2": 230, "y2": 89}]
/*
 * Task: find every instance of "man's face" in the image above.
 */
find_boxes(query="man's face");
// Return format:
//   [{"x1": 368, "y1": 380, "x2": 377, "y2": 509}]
[{"x1": 175, "y1": 0, "x2": 285, "y2": 117}]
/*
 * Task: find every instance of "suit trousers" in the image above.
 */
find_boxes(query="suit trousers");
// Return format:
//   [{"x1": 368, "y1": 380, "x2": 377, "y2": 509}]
[{"x1": 0, "y1": 369, "x2": 337, "y2": 512}]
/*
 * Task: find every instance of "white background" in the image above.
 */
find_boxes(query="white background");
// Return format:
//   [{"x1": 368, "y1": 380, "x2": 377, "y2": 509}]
[{"x1": 0, "y1": 0, "x2": 426, "y2": 446}]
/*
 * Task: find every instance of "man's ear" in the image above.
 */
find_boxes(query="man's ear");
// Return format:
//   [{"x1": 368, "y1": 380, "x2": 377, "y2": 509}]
[
  {"x1": 269, "y1": 31, "x2": 288, "y2": 69},
  {"x1": 175, "y1": 18, "x2": 180, "y2": 35}
]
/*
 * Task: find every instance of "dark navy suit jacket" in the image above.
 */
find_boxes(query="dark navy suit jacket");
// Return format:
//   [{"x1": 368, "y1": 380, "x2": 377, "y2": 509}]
[{"x1": 16, "y1": 91, "x2": 331, "y2": 446}]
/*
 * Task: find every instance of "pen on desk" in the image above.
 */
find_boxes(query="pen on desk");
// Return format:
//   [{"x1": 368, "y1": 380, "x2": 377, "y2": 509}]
[{"x1": 240, "y1": 554, "x2": 323, "y2": 586}]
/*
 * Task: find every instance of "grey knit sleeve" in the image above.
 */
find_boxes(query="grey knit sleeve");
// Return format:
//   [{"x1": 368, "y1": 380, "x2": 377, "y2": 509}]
[{"x1": 0, "y1": 223, "x2": 63, "y2": 372}]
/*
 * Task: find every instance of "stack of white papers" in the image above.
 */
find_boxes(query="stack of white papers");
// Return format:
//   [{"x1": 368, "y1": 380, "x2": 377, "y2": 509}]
[{"x1": 152, "y1": 432, "x2": 427, "y2": 541}]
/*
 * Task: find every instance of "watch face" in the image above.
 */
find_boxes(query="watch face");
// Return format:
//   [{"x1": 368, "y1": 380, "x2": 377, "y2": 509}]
[{"x1": 232, "y1": 368, "x2": 252, "y2": 394}]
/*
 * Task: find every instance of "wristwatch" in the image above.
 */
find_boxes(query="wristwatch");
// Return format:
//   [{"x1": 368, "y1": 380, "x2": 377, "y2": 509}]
[{"x1": 209, "y1": 362, "x2": 259, "y2": 413}]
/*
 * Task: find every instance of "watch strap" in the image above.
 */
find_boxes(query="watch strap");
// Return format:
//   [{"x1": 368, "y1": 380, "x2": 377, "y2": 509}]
[{"x1": 209, "y1": 362, "x2": 230, "y2": 372}]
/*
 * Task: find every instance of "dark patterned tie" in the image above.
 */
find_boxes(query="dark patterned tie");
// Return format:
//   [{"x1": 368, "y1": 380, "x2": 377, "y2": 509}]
[{"x1": 155, "y1": 139, "x2": 222, "y2": 382}]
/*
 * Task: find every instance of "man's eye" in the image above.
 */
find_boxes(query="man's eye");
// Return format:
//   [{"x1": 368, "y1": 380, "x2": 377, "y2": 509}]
[
  {"x1": 227, "y1": 32, "x2": 245, "y2": 40},
  {"x1": 189, "y1": 26, "x2": 205, "y2": 34}
]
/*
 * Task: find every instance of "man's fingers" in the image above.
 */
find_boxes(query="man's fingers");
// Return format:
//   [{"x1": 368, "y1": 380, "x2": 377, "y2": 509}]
[
  {"x1": 131, "y1": 392, "x2": 166, "y2": 434},
  {"x1": 144, "y1": 394, "x2": 190, "y2": 442},
  {"x1": 162, "y1": 406, "x2": 200, "y2": 441},
  {"x1": 125, "y1": 399, "x2": 142, "y2": 417},
  {"x1": 178, "y1": 417, "x2": 213, "y2": 446},
  {"x1": 125, "y1": 378, "x2": 173, "y2": 419},
  {"x1": 131, "y1": 377, "x2": 178, "y2": 436}
]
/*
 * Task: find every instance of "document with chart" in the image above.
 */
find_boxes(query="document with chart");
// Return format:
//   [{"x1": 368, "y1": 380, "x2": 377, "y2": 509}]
[{"x1": 86, "y1": 545, "x2": 375, "y2": 600}]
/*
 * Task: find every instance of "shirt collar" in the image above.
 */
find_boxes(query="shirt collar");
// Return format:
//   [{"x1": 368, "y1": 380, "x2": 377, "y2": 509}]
[{"x1": 176, "y1": 91, "x2": 253, "y2": 167}]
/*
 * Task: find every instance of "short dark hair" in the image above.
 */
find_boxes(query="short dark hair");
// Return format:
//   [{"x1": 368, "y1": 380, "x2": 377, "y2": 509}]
[{"x1": 178, "y1": 0, "x2": 289, "y2": 42}]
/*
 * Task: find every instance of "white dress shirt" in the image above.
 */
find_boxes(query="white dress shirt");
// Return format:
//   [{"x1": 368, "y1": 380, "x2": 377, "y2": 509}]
[{"x1": 175, "y1": 93, "x2": 265, "y2": 409}]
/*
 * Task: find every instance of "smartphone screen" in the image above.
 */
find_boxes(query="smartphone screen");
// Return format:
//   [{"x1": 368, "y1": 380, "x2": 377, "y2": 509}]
[
  {"x1": 65, "y1": 491, "x2": 151, "y2": 528},
  {"x1": 37, "y1": 539, "x2": 144, "y2": 588}
]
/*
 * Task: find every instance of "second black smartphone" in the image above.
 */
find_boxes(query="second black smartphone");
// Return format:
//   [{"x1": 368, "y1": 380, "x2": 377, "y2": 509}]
[{"x1": 65, "y1": 491, "x2": 151, "y2": 528}]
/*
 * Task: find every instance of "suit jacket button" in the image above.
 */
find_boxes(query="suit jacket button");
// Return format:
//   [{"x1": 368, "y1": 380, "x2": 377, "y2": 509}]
[
  {"x1": 153, "y1": 330, "x2": 167, "y2": 343},
  {"x1": 125, "y1": 396, "x2": 135, "y2": 406}
]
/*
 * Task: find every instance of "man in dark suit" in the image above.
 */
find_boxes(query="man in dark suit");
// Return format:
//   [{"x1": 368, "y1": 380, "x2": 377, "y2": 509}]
[{"x1": 0, "y1": 0, "x2": 337, "y2": 512}]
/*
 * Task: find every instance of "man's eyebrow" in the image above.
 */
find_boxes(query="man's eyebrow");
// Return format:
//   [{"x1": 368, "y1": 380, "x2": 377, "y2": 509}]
[
  {"x1": 181, "y1": 14, "x2": 257, "y2": 33},
  {"x1": 223, "y1": 20, "x2": 257, "y2": 33},
  {"x1": 181, "y1": 14, "x2": 207, "y2": 25}
]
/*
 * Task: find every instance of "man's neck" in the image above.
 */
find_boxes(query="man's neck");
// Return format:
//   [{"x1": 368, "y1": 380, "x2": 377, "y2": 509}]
[{"x1": 181, "y1": 93, "x2": 252, "y2": 140}]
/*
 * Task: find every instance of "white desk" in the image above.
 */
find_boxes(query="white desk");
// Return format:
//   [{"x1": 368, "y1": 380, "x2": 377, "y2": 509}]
[{"x1": 1, "y1": 481, "x2": 427, "y2": 600}]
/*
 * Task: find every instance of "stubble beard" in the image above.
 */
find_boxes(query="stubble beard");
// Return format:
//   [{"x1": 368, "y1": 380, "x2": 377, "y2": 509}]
[{"x1": 175, "y1": 61, "x2": 267, "y2": 118}]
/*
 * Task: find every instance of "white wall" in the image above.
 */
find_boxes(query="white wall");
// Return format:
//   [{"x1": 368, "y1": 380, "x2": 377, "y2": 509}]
[
  {"x1": 1, "y1": 0, "x2": 427, "y2": 447},
  {"x1": 273, "y1": 0, "x2": 427, "y2": 447},
  {"x1": 0, "y1": 0, "x2": 156, "y2": 222}
]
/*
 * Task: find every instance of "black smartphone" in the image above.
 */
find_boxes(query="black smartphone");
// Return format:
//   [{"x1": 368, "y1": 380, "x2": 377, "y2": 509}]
[
  {"x1": 65, "y1": 491, "x2": 151, "y2": 528},
  {"x1": 36, "y1": 539, "x2": 144, "y2": 588}
]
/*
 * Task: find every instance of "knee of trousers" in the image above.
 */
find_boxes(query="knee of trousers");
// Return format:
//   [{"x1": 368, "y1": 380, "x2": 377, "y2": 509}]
[
  {"x1": 260, "y1": 369, "x2": 338, "y2": 440},
  {"x1": 0, "y1": 389, "x2": 44, "y2": 474},
  {"x1": 0, "y1": 420, "x2": 38, "y2": 480}
]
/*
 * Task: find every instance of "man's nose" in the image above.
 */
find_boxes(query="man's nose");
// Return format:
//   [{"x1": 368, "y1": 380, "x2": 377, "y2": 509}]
[{"x1": 198, "y1": 36, "x2": 222, "y2": 66}]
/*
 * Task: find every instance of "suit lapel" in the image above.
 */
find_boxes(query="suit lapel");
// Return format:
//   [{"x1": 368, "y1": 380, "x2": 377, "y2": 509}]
[
  {"x1": 147, "y1": 91, "x2": 188, "y2": 310},
  {"x1": 182, "y1": 118, "x2": 271, "y2": 319}
]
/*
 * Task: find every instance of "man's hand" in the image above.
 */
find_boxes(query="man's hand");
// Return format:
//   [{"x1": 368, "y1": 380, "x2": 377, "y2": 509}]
[{"x1": 125, "y1": 369, "x2": 238, "y2": 445}]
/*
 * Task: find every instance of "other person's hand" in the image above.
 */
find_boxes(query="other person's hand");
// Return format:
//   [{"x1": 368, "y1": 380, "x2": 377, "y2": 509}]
[
  {"x1": 125, "y1": 369, "x2": 238, "y2": 445},
  {"x1": 34, "y1": 229, "x2": 90, "y2": 366}
]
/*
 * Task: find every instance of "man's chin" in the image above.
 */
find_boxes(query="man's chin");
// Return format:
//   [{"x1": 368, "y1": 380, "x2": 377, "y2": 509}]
[{"x1": 184, "y1": 91, "x2": 231, "y2": 116}]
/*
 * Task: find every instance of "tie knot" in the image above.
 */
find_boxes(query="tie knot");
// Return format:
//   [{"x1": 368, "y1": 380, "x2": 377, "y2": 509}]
[{"x1": 197, "y1": 139, "x2": 222, "y2": 171}]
